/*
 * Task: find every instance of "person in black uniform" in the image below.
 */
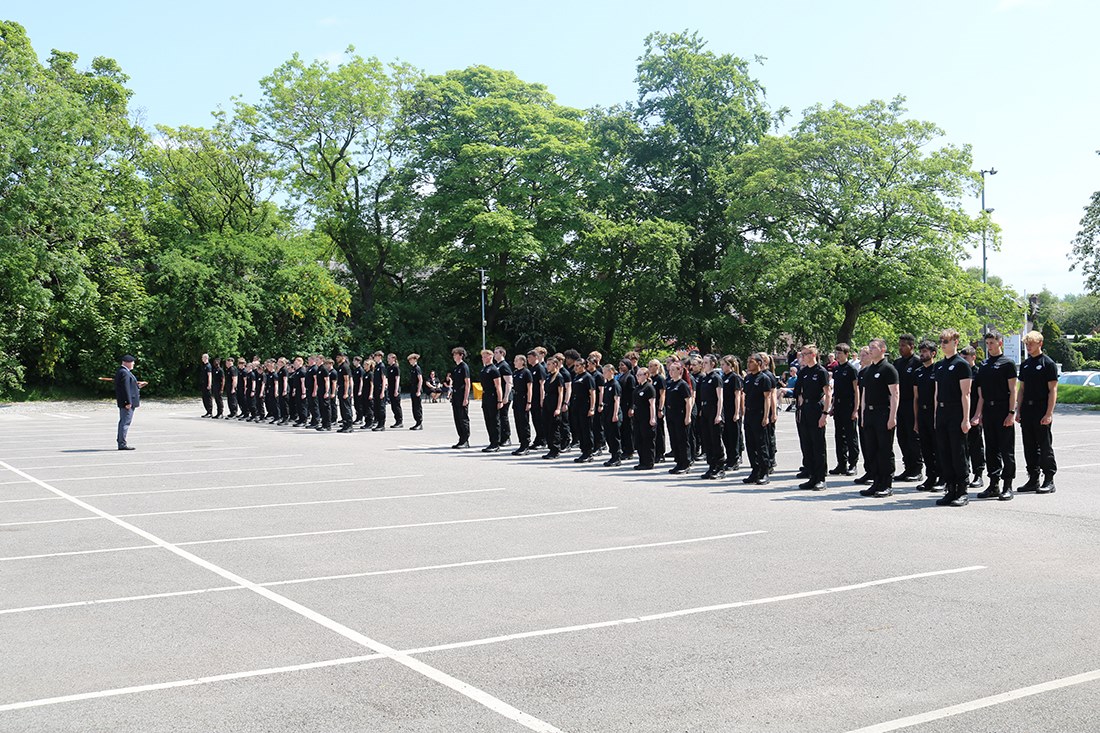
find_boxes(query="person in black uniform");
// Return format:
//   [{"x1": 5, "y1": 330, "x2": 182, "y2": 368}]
[
  {"x1": 960, "y1": 346, "x2": 985, "y2": 488},
  {"x1": 305, "y1": 356, "x2": 320, "y2": 427},
  {"x1": 973, "y1": 330, "x2": 1017, "y2": 500},
  {"x1": 479, "y1": 349, "x2": 503, "y2": 452},
  {"x1": 687, "y1": 356, "x2": 704, "y2": 460},
  {"x1": 251, "y1": 359, "x2": 266, "y2": 422},
  {"x1": 892, "y1": 335, "x2": 924, "y2": 482},
  {"x1": 618, "y1": 359, "x2": 637, "y2": 459},
  {"x1": 351, "y1": 356, "x2": 364, "y2": 424},
  {"x1": 664, "y1": 360, "x2": 693, "y2": 474},
  {"x1": 493, "y1": 347, "x2": 512, "y2": 446},
  {"x1": 210, "y1": 357, "x2": 224, "y2": 418},
  {"x1": 265, "y1": 359, "x2": 280, "y2": 424},
  {"x1": 600, "y1": 363, "x2": 623, "y2": 467},
  {"x1": 114, "y1": 355, "x2": 143, "y2": 449},
  {"x1": 289, "y1": 356, "x2": 305, "y2": 426},
  {"x1": 542, "y1": 354, "x2": 566, "y2": 459},
  {"x1": 386, "y1": 353, "x2": 403, "y2": 428},
  {"x1": 741, "y1": 353, "x2": 773, "y2": 485},
  {"x1": 336, "y1": 353, "x2": 354, "y2": 432},
  {"x1": 1017, "y1": 330, "x2": 1058, "y2": 493},
  {"x1": 829, "y1": 344, "x2": 859, "y2": 476},
  {"x1": 313, "y1": 359, "x2": 329, "y2": 431},
  {"x1": 450, "y1": 347, "x2": 472, "y2": 448},
  {"x1": 720, "y1": 355, "x2": 744, "y2": 472},
  {"x1": 200, "y1": 353, "x2": 214, "y2": 417},
  {"x1": 853, "y1": 347, "x2": 873, "y2": 483},
  {"x1": 932, "y1": 329, "x2": 972, "y2": 507},
  {"x1": 235, "y1": 358, "x2": 248, "y2": 420},
  {"x1": 510, "y1": 354, "x2": 533, "y2": 454},
  {"x1": 763, "y1": 356, "x2": 780, "y2": 472},
  {"x1": 571, "y1": 360, "x2": 596, "y2": 462},
  {"x1": 360, "y1": 359, "x2": 375, "y2": 429},
  {"x1": 646, "y1": 360, "x2": 668, "y2": 464},
  {"x1": 795, "y1": 345, "x2": 830, "y2": 491},
  {"x1": 528, "y1": 349, "x2": 548, "y2": 448},
  {"x1": 632, "y1": 367, "x2": 657, "y2": 470},
  {"x1": 224, "y1": 358, "x2": 238, "y2": 418},
  {"x1": 370, "y1": 352, "x2": 388, "y2": 431},
  {"x1": 407, "y1": 353, "x2": 424, "y2": 430},
  {"x1": 859, "y1": 338, "x2": 899, "y2": 498},
  {"x1": 913, "y1": 340, "x2": 943, "y2": 492},
  {"x1": 277, "y1": 357, "x2": 291, "y2": 425},
  {"x1": 587, "y1": 354, "x2": 606, "y2": 455},
  {"x1": 562, "y1": 349, "x2": 582, "y2": 449},
  {"x1": 697, "y1": 355, "x2": 726, "y2": 480}
]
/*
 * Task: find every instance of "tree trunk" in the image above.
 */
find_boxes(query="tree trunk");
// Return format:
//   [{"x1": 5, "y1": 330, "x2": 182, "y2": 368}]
[{"x1": 836, "y1": 300, "x2": 862, "y2": 347}]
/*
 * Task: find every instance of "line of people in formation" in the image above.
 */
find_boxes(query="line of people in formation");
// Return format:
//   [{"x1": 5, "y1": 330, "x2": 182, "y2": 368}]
[
  {"x1": 195, "y1": 328, "x2": 1060, "y2": 508},
  {"x1": 198, "y1": 351, "x2": 426, "y2": 432}
]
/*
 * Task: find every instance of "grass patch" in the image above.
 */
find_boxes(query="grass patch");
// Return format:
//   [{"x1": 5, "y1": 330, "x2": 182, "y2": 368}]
[{"x1": 1057, "y1": 384, "x2": 1100, "y2": 404}]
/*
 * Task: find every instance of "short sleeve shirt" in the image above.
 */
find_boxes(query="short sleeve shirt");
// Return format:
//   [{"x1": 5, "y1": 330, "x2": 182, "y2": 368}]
[
  {"x1": 797, "y1": 364, "x2": 829, "y2": 404},
  {"x1": 832, "y1": 362, "x2": 857, "y2": 404},
  {"x1": 512, "y1": 367, "x2": 532, "y2": 408},
  {"x1": 665, "y1": 378, "x2": 691, "y2": 417},
  {"x1": 1019, "y1": 353, "x2": 1058, "y2": 406},
  {"x1": 932, "y1": 354, "x2": 969, "y2": 405},
  {"x1": 480, "y1": 364, "x2": 501, "y2": 402},
  {"x1": 977, "y1": 354, "x2": 1017, "y2": 405},
  {"x1": 862, "y1": 360, "x2": 899, "y2": 407},
  {"x1": 450, "y1": 362, "x2": 470, "y2": 402}
]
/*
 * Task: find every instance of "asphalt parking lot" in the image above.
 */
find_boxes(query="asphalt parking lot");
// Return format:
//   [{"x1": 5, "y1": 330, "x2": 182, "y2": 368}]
[{"x1": 1, "y1": 400, "x2": 1098, "y2": 732}]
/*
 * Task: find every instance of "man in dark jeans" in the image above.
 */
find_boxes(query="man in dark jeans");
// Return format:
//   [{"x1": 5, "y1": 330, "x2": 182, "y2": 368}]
[
  {"x1": 479, "y1": 349, "x2": 503, "y2": 452},
  {"x1": 114, "y1": 356, "x2": 144, "y2": 450}
]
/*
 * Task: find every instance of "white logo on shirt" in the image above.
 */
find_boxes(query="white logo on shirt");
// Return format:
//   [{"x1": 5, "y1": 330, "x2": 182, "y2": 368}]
[
  {"x1": 949, "y1": 365, "x2": 955, "y2": 371},
  {"x1": 874, "y1": 373, "x2": 881, "y2": 379}
]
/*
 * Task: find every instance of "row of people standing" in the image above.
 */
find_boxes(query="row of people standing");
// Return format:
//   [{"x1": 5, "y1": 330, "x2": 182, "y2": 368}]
[{"x1": 198, "y1": 352, "x2": 425, "y2": 432}]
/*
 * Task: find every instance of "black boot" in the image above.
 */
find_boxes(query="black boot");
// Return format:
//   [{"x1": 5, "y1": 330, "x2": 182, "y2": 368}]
[
  {"x1": 1037, "y1": 474, "x2": 1056, "y2": 494},
  {"x1": 949, "y1": 484, "x2": 970, "y2": 506},
  {"x1": 935, "y1": 484, "x2": 958, "y2": 506},
  {"x1": 977, "y1": 478, "x2": 1001, "y2": 500},
  {"x1": 1018, "y1": 472, "x2": 1040, "y2": 492},
  {"x1": 999, "y1": 481, "x2": 1014, "y2": 501}
]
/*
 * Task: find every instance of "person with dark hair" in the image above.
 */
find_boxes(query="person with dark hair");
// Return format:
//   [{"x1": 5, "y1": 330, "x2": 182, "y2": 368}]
[
  {"x1": 291, "y1": 356, "x2": 306, "y2": 426},
  {"x1": 407, "y1": 353, "x2": 424, "y2": 430},
  {"x1": 960, "y1": 345, "x2": 985, "y2": 488},
  {"x1": 235, "y1": 357, "x2": 249, "y2": 420},
  {"x1": 795, "y1": 345, "x2": 829, "y2": 491},
  {"x1": 665, "y1": 360, "x2": 693, "y2": 474},
  {"x1": 742, "y1": 353, "x2": 774, "y2": 485},
  {"x1": 529, "y1": 348, "x2": 548, "y2": 448},
  {"x1": 386, "y1": 353, "x2": 403, "y2": 428},
  {"x1": 618, "y1": 359, "x2": 637, "y2": 459},
  {"x1": 632, "y1": 367, "x2": 657, "y2": 470},
  {"x1": 351, "y1": 356, "x2": 365, "y2": 425},
  {"x1": 720, "y1": 355, "x2": 744, "y2": 472},
  {"x1": 562, "y1": 349, "x2": 582, "y2": 449},
  {"x1": 860, "y1": 339, "x2": 899, "y2": 498},
  {"x1": 305, "y1": 355, "x2": 320, "y2": 428},
  {"x1": 570, "y1": 357, "x2": 596, "y2": 463},
  {"x1": 601, "y1": 364, "x2": 623, "y2": 467},
  {"x1": 114, "y1": 356, "x2": 143, "y2": 450},
  {"x1": 587, "y1": 354, "x2": 606, "y2": 455},
  {"x1": 829, "y1": 344, "x2": 859, "y2": 476},
  {"x1": 371, "y1": 351, "x2": 387, "y2": 432},
  {"x1": 224, "y1": 358, "x2": 239, "y2": 418},
  {"x1": 450, "y1": 347, "x2": 471, "y2": 448},
  {"x1": 199, "y1": 353, "x2": 213, "y2": 417},
  {"x1": 336, "y1": 354, "x2": 354, "y2": 432},
  {"x1": 276, "y1": 357, "x2": 290, "y2": 425},
  {"x1": 974, "y1": 330, "x2": 1017, "y2": 500},
  {"x1": 892, "y1": 334, "x2": 924, "y2": 482},
  {"x1": 913, "y1": 340, "x2": 943, "y2": 492},
  {"x1": 542, "y1": 354, "x2": 566, "y2": 459},
  {"x1": 493, "y1": 347, "x2": 512, "y2": 446},
  {"x1": 697, "y1": 354, "x2": 726, "y2": 480},
  {"x1": 1017, "y1": 330, "x2": 1058, "y2": 494},
  {"x1": 932, "y1": 329, "x2": 972, "y2": 507},
  {"x1": 510, "y1": 354, "x2": 533, "y2": 454},
  {"x1": 211, "y1": 357, "x2": 225, "y2": 418},
  {"x1": 479, "y1": 349, "x2": 503, "y2": 452}
]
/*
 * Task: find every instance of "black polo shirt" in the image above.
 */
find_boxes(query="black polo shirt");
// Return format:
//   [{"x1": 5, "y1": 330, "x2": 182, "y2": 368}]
[
  {"x1": 1019, "y1": 353, "x2": 1058, "y2": 407},
  {"x1": 832, "y1": 362, "x2": 857, "y2": 405},
  {"x1": 665, "y1": 377, "x2": 691, "y2": 417},
  {"x1": 932, "y1": 354, "x2": 969, "y2": 405},
  {"x1": 893, "y1": 354, "x2": 921, "y2": 401},
  {"x1": 572, "y1": 370, "x2": 594, "y2": 410},
  {"x1": 915, "y1": 362, "x2": 937, "y2": 409},
  {"x1": 512, "y1": 367, "x2": 532, "y2": 408},
  {"x1": 722, "y1": 371, "x2": 742, "y2": 420},
  {"x1": 337, "y1": 361, "x2": 351, "y2": 396},
  {"x1": 743, "y1": 371, "x2": 772, "y2": 415},
  {"x1": 451, "y1": 361, "x2": 470, "y2": 402},
  {"x1": 543, "y1": 370, "x2": 565, "y2": 410},
  {"x1": 797, "y1": 363, "x2": 829, "y2": 405},
  {"x1": 633, "y1": 381, "x2": 656, "y2": 420},
  {"x1": 494, "y1": 360, "x2": 513, "y2": 403},
  {"x1": 603, "y1": 377, "x2": 621, "y2": 418},
  {"x1": 697, "y1": 369, "x2": 723, "y2": 413},
  {"x1": 480, "y1": 363, "x2": 501, "y2": 402},
  {"x1": 862, "y1": 359, "x2": 898, "y2": 407},
  {"x1": 977, "y1": 354, "x2": 1017, "y2": 407},
  {"x1": 409, "y1": 364, "x2": 423, "y2": 394}
]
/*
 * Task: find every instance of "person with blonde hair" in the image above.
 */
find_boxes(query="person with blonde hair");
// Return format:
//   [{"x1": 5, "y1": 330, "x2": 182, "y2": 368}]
[
  {"x1": 932, "y1": 329, "x2": 972, "y2": 506},
  {"x1": 647, "y1": 359, "x2": 668, "y2": 464},
  {"x1": 1017, "y1": 330, "x2": 1058, "y2": 493},
  {"x1": 542, "y1": 354, "x2": 567, "y2": 459}
]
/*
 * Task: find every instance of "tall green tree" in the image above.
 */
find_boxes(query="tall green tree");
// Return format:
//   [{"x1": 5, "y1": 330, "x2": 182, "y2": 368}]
[{"x1": 1070, "y1": 153, "x2": 1100, "y2": 293}]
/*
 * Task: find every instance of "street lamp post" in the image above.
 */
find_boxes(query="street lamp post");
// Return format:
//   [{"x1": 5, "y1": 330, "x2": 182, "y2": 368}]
[
  {"x1": 979, "y1": 167, "x2": 997, "y2": 283},
  {"x1": 479, "y1": 268, "x2": 487, "y2": 352}
]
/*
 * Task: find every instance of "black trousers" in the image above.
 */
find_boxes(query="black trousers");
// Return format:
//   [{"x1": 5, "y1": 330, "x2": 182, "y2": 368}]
[
  {"x1": 320, "y1": 396, "x2": 332, "y2": 429},
  {"x1": 452, "y1": 399, "x2": 470, "y2": 442},
  {"x1": 667, "y1": 413, "x2": 690, "y2": 469},
  {"x1": 592, "y1": 408, "x2": 605, "y2": 450},
  {"x1": 917, "y1": 405, "x2": 938, "y2": 482},
  {"x1": 360, "y1": 395, "x2": 374, "y2": 427},
  {"x1": 863, "y1": 407, "x2": 895, "y2": 488},
  {"x1": 982, "y1": 407, "x2": 1016, "y2": 484},
  {"x1": 767, "y1": 421, "x2": 777, "y2": 468},
  {"x1": 722, "y1": 417, "x2": 743, "y2": 467},
  {"x1": 798, "y1": 403, "x2": 827, "y2": 482},
  {"x1": 934, "y1": 403, "x2": 967, "y2": 487},
  {"x1": 390, "y1": 394, "x2": 403, "y2": 425},
  {"x1": 307, "y1": 394, "x2": 319, "y2": 424},
  {"x1": 482, "y1": 400, "x2": 500, "y2": 446},
  {"x1": 237, "y1": 388, "x2": 248, "y2": 416},
  {"x1": 689, "y1": 408, "x2": 700, "y2": 458},
  {"x1": 226, "y1": 388, "x2": 238, "y2": 416},
  {"x1": 966, "y1": 417, "x2": 985, "y2": 477},
  {"x1": 896, "y1": 400, "x2": 922, "y2": 474},
  {"x1": 620, "y1": 408, "x2": 635, "y2": 456},
  {"x1": 498, "y1": 400, "x2": 511, "y2": 443},
  {"x1": 339, "y1": 394, "x2": 354, "y2": 428},
  {"x1": 266, "y1": 393, "x2": 279, "y2": 421},
  {"x1": 513, "y1": 402, "x2": 531, "y2": 448},
  {"x1": 574, "y1": 409, "x2": 594, "y2": 456},
  {"x1": 634, "y1": 416, "x2": 655, "y2": 468},
  {"x1": 373, "y1": 397, "x2": 386, "y2": 429},
  {"x1": 564, "y1": 405, "x2": 576, "y2": 446},
  {"x1": 542, "y1": 405, "x2": 563, "y2": 453},
  {"x1": 254, "y1": 393, "x2": 265, "y2": 420},
  {"x1": 353, "y1": 391, "x2": 365, "y2": 422},
  {"x1": 833, "y1": 402, "x2": 859, "y2": 469},
  {"x1": 278, "y1": 395, "x2": 289, "y2": 422},
  {"x1": 411, "y1": 393, "x2": 423, "y2": 425},
  {"x1": 700, "y1": 410, "x2": 725, "y2": 471},
  {"x1": 213, "y1": 389, "x2": 224, "y2": 417},
  {"x1": 602, "y1": 412, "x2": 621, "y2": 460},
  {"x1": 744, "y1": 413, "x2": 768, "y2": 475},
  {"x1": 201, "y1": 388, "x2": 213, "y2": 415},
  {"x1": 1020, "y1": 407, "x2": 1057, "y2": 477},
  {"x1": 654, "y1": 412, "x2": 666, "y2": 460}
]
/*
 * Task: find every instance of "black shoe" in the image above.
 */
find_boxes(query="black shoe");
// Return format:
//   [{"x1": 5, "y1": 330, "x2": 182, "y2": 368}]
[
  {"x1": 482, "y1": 445, "x2": 500, "y2": 453},
  {"x1": 452, "y1": 442, "x2": 470, "y2": 449},
  {"x1": 742, "y1": 471, "x2": 759, "y2": 484},
  {"x1": 669, "y1": 466, "x2": 689, "y2": 475},
  {"x1": 872, "y1": 487, "x2": 893, "y2": 497},
  {"x1": 811, "y1": 481, "x2": 826, "y2": 491},
  {"x1": 935, "y1": 494, "x2": 954, "y2": 506},
  {"x1": 829, "y1": 466, "x2": 845, "y2": 476},
  {"x1": 391, "y1": 422, "x2": 403, "y2": 429},
  {"x1": 726, "y1": 461, "x2": 742, "y2": 472},
  {"x1": 700, "y1": 469, "x2": 714, "y2": 480},
  {"x1": 542, "y1": 451, "x2": 560, "y2": 460},
  {"x1": 510, "y1": 447, "x2": 526, "y2": 456},
  {"x1": 859, "y1": 488, "x2": 878, "y2": 497},
  {"x1": 949, "y1": 492, "x2": 970, "y2": 507},
  {"x1": 622, "y1": 452, "x2": 634, "y2": 460},
  {"x1": 1018, "y1": 474, "x2": 1040, "y2": 492},
  {"x1": 501, "y1": 440, "x2": 512, "y2": 447},
  {"x1": 118, "y1": 445, "x2": 135, "y2": 451},
  {"x1": 314, "y1": 427, "x2": 325, "y2": 432},
  {"x1": 854, "y1": 473, "x2": 872, "y2": 485},
  {"x1": 711, "y1": 470, "x2": 726, "y2": 480},
  {"x1": 573, "y1": 455, "x2": 594, "y2": 463},
  {"x1": 967, "y1": 475, "x2": 984, "y2": 489},
  {"x1": 915, "y1": 479, "x2": 937, "y2": 492},
  {"x1": 999, "y1": 484, "x2": 1014, "y2": 501},
  {"x1": 798, "y1": 480, "x2": 815, "y2": 490},
  {"x1": 977, "y1": 482, "x2": 1001, "y2": 499},
  {"x1": 1037, "y1": 475, "x2": 1056, "y2": 494},
  {"x1": 531, "y1": 441, "x2": 546, "y2": 449},
  {"x1": 665, "y1": 451, "x2": 676, "y2": 459},
  {"x1": 410, "y1": 423, "x2": 422, "y2": 430},
  {"x1": 372, "y1": 426, "x2": 386, "y2": 432},
  {"x1": 754, "y1": 474, "x2": 770, "y2": 485},
  {"x1": 894, "y1": 472, "x2": 923, "y2": 482},
  {"x1": 201, "y1": 413, "x2": 212, "y2": 418},
  {"x1": 841, "y1": 467, "x2": 856, "y2": 476},
  {"x1": 633, "y1": 464, "x2": 654, "y2": 471},
  {"x1": 603, "y1": 458, "x2": 622, "y2": 467},
  {"x1": 796, "y1": 470, "x2": 811, "y2": 480}
]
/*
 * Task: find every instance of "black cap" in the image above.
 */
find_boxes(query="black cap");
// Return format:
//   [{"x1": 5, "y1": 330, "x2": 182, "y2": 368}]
[{"x1": 121, "y1": 355, "x2": 135, "y2": 363}]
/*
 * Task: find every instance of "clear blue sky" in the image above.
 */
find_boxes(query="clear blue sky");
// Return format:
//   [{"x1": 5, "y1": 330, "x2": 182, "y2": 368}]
[{"x1": 8, "y1": 0, "x2": 1097, "y2": 296}]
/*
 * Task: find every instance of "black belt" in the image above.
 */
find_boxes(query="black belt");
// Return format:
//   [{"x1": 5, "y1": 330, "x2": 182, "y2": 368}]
[
  {"x1": 920, "y1": 404, "x2": 932, "y2": 410},
  {"x1": 938, "y1": 402, "x2": 961, "y2": 408},
  {"x1": 866, "y1": 404, "x2": 887, "y2": 411}
]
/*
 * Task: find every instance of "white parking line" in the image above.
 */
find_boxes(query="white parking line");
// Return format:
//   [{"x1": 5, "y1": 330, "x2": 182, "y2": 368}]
[
  {"x1": 0, "y1": 446, "x2": 237, "y2": 461},
  {"x1": 842, "y1": 667, "x2": 1100, "y2": 732},
  {"x1": 0, "y1": 507, "x2": 618, "y2": 561},
  {"x1": 0, "y1": 459, "x2": 566, "y2": 732},
  {"x1": 0, "y1": 474, "x2": 425, "y2": 504},
  {"x1": 0, "y1": 487, "x2": 508, "y2": 527},
  {"x1": 0, "y1": 531, "x2": 767, "y2": 616},
  {"x1": 34, "y1": 463, "x2": 356, "y2": 482},
  {"x1": 0, "y1": 564, "x2": 985, "y2": 714},
  {"x1": 17, "y1": 454, "x2": 303, "y2": 471}
]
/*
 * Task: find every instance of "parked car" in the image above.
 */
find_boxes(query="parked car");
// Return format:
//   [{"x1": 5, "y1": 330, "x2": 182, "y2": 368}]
[{"x1": 1058, "y1": 371, "x2": 1100, "y2": 387}]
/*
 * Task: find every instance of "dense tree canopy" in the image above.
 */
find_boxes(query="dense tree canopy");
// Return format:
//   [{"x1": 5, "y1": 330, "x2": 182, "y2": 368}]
[{"x1": 0, "y1": 21, "x2": 1045, "y2": 397}]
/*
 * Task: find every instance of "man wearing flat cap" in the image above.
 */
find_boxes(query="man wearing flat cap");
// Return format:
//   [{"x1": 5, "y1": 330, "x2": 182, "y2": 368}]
[{"x1": 114, "y1": 355, "x2": 143, "y2": 450}]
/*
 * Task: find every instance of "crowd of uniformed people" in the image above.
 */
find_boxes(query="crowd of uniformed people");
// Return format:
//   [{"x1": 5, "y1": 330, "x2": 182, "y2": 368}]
[{"x1": 196, "y1": 328, "x2": 1060, "y2": 507}]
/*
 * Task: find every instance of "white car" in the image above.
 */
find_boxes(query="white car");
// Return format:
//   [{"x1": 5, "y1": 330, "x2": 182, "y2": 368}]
[{"x1": 1058, "y1": 371, "x2": 1100, "y2": 387}]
